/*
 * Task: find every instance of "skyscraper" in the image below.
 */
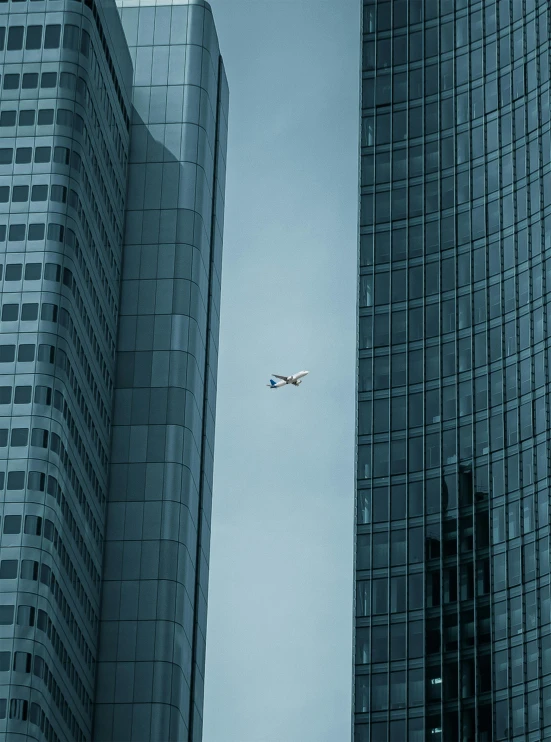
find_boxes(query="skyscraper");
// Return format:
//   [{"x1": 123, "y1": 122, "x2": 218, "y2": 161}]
[
  {"x1": 356, "y1": 1, "x2": 551, "y2": 740},
  {"x1": 94, "y1": 2, "x2": 227, "y2": 740},
  {"x1": 0, "y1": 1, "x2": 132, "y2": 739},
  {"x1": 0, "y1": 0, "x2": 227, "y2": 739}
]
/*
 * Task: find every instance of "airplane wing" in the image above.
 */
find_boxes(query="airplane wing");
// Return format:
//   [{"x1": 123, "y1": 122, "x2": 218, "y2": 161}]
[{"x1": 272, "y1": 374, "x2": 289, "y2": 381}]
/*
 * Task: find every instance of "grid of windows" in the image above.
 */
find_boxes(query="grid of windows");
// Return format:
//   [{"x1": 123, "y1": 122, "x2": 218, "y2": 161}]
[
  {"x1": 357, "y1": 1, "x2": 551, "y2": 740},
  {"x1": 0, "y1": 18, "x2": 129, "y2": 152},
  {"x1": 0, "y1": 647, "x2": 87, "y2": 740},
  {"x1": 0, "y1": 696, "x2": 63, "y2": 742},
  {"x1": 92, "y1": 2, "x2": 228, "y2": 741},
  {"x1": 0, "y1": 0, "x2": 227, "y2": 738},
  {"x1": 0, "y1": 0, "x2": 132, "y2": 739}
]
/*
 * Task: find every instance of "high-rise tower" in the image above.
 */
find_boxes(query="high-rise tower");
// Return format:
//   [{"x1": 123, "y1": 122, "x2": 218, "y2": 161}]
[
  {"x1": 0, "y1": 0, "x2": 131, "y2": 738},
  {"x1": 93, "y1": 2, "x2": 228, "y2": 740},
  {"x1": 0, "y1": 0, "x2": 227, "y2": 739},
  {"x1": 356, "y1": 1, "x2": 551, "y2": 740}
]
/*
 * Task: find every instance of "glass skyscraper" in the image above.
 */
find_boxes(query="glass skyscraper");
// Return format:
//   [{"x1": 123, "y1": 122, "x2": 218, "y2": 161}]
[
  {"x1": 94, "y1": 1, "x2": 227, "y2": 740},
  {"x1": 356, "y1": 1, "x2": 551, "y2": 740},
  {"x1": 0, "y1": 0, "x2": 227, "y2": 739}
]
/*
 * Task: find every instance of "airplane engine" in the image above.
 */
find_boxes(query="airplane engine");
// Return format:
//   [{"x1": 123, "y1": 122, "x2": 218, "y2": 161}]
[{"x1": 294, "y1": 379, "x2": 302, "y2": 386}]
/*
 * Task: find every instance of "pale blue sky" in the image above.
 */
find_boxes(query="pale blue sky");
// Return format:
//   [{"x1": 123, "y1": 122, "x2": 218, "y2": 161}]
[{"x1": 203, "y1": 2, "x2": 359, "y2": 740}]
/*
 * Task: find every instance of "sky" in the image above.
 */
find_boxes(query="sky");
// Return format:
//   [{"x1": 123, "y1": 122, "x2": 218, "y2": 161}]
[{"x1": 203, "y1": 2, "x2": 360, "y2": 741}]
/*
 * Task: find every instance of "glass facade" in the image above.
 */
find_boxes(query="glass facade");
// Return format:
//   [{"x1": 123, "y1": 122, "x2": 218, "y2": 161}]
[
  {"x1": 0, "y1": 0, "x2": 132, "y2": 738},
  {"x1": 356, "y1": 1, "x2": 551, "y2": 740},
  {"x1": 0, "y1": 0, "x2": 227, "y2": 740},
  {"x1": 93, "y1": 1, "x2": 228, "y2": 741}
]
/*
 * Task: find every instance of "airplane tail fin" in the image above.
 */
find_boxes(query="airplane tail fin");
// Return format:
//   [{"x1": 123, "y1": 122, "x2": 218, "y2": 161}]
[{"x1": 268, "y1": 379, "x2": 277, "y2": 387}]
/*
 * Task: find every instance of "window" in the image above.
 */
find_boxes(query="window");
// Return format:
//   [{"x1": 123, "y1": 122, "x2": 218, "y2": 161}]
[
  {"x1": 0, "y1": 388, "x2": 10, "y2": 404},
  {"x1": 373, "y1": 530, "x2": 389, "y2": 566},
  {"x1": 44, "y1": 263, "x2": 60, "y2": 281},
  {"x1": 34, "y1": 146, "x2": 50, "y2": 163},
  {"x1": 0, "y1": 187, "x2": 8, "y2": 203},
  {"x1": 355, "y1": 675, "x2": 369, "y2": 714},
  {"x1": 34, "y1": 386, "x2": 50, "y2": 405},
  {"x1": 31, "y1": 185, "x2": 47, "y2": 201},
  {"x1": 0, "y1": 346, "x2": 15, "y2": 362},
  {"x1": 70, "y1": 150, "x2": 81, "y2": 170},
  {"x1": 40, "y1": 72, "x2": 56, "y2": 88},
  {"x1": 8, "y1": 225, "x2": 24, "y2": 242},
  {"x1": 357, "y1": 534, "x2": 371, "y2": 570},
  {"x1": 22, "y1": 73, "x2": 38, "y2": 89},
  {"x1": 39, "y1": 564, "x2": 50, "y2": 586},
  {"x1": 390, "y1": 623, "x2": 406, "y2": 661},
  {"x1": 24, "y1": 263, "x2": 41, "y2": 280},
  {"x1": 31, "y1": 428, "x2": 48, "y2": 448},
  {"x1": 7, "y1": 27, "x2": 24, "y2": 51},
  {"x1": 81, "y1": 29, "x2": 90, "y2": 56},
  {"x1": 24, "y1": 515, "x2": 41, "y2": 536},
  {"x1": 57, "y1": 109, "x2": 72, "y2": 127},
  {"x1": 12, "y1": 185, "x2": 28, "y2": 202},
  {"x1": 54, "y1": 146, "x2": 70, "y2": 165},
  {"x1": 50, "y1": 184, "x2": 66, "y2": 203},
  {"x1": 32, "y1": 656, "x2": 44, "y2": 679},
  {"x1": 16, "y1": 605, "x2": 35, "y2": 627},
  {"x1": 7, "y1": 471, "x2": 25, "y2": 490},
  {"x1": 63, "y1": 24, "x2": 80, "y2": 51},
  {"x1": 0, "y1": 111, "x2": 16, "y2": 127},
  {"x1": 0, "y1": 561, "x2": 17, "y2": 579},
  {"x1": 0, "y1": 73, "x2": 13, "y2": 92},
  {"x1": 76, "y1": 77, "x2": 86, "y2": 98},
  {"x1": 0, "y1": 149, "x2": 12, "y2": 164},
  {"x1": 21, "y1": 304, "x2": 38, "y2": 321},
  {"x1": 1, "y1": 305, "x2": 18, "y2": 321},
  {"x1": 10, "y1": 429, "x2": 28, "y2": 447},
  {"x1": 5, "y1": 264, "x2": 21, "y2": 281},
  {"x1": 67, "y1": 189, "x2": 78, "y2": 210},
  {"x1": 37, "y1": 109, "x2": 53, "y2": 125},
  {"x1": 40, "y1": 304, "x2": 57, "y2": 322},
  {"x1": 0, "y1": 606, "x2": 14, "y2": 625},
  {"x1": 20, "y1": 560, "x2": 38, "y2": 580},
  {"x1": 370, "y1": 626, "x2": 388, "y2": 664},
  {"x1": 12, "y1": 655, "x2": 30, "y2": 678},
  {"x1": 43, "y1": 521, "x2": 54, "y2": 542},
  {"x1": 47, "y1": 224, "x2": 64, "y2": 244},
  {"x1": 18, "y1": 110, "x2": 35, "y2": 126},
  {"x1": 3, "y1": 515, "x2": 21, "y2": 534},
  {"x1": 15, "y1": 148, "x2": 31, "y2": 164},
  {"x1": 373, "y1": 578, "x2": 388, "y2": 614},
  {"x1": 44, "y1": 24, "x2": 61, "y2": 49},
  {"x1": 14, "y1": 386, "x2": 31, "y2": 403},
  {"x1": 25, "y1": 25, "x2": 42, "y2": 50},
  {"x1": 390, "y1": 671, "x2": 407, "y2": 709},
  {"x1": 60, "y1": 71, "x2": 76, "y2": 91},
  {"x1": 38, "y1": 344, "x2": 54, "y2": 363},
  {"x1": 27, "y1": 224, "x2": 44, "y2": 240},
  {"x1": 28, "y1": 471, "x2": 45, "y2": 491}
]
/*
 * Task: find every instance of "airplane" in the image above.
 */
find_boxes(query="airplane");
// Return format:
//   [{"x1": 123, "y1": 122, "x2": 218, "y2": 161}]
[{"x1": 267, "y1": 371, "x2": 309, "y2": 389}]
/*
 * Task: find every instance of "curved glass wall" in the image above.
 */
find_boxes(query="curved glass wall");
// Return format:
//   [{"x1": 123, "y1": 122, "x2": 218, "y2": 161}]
[
  {"x1": 356, "y1": 0, "x2": 551, "y2": 740},
  {"x1": 94, "y1": 2, "x2": 228, "y2": 740}
]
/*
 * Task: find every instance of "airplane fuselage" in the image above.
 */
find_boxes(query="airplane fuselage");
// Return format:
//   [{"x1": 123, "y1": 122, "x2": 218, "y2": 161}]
[
  {"x1": 267, "y1": 370, "x2": 309, "y2": 389},
  {"x1": 289, "y1": 371, "x2": 309, "y2": 385}
]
